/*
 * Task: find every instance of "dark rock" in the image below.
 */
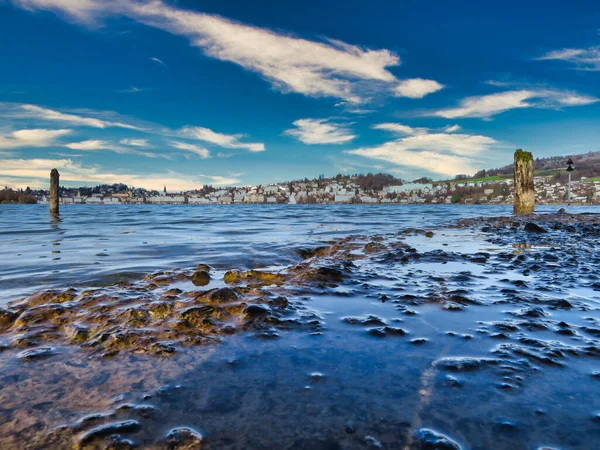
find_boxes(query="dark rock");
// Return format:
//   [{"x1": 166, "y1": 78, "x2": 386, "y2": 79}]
[
  {"x1": 206, "y1": 288, "x2": 239, "y2": 303},
  {"x1": 415, "y1": 428, "x2": 461, "y2": 450},
  {"x1": 434, "y1": 357, "x2": 498, "y2": 372},
  {"x1": 244, "y1": 304, "x2": 270, "y2": 317},
  {"x1": 524, "y1": 223, "x2": 548, "y2": 233},
  {"x1": 77, "y1": 420, "x2": 141, "y2": 447},
  {"x1": 343, "y1": 315, "x2": 385, "y2": 326},
  {"x1": 18, "y1": 347, "x2": 57, "y2": 360},
  {"x1": 368, "y1": 326, "x2": 407, "y2": 337},
  {"x1": 165, "y1": 427, "x2": 204, "y2": 449}
]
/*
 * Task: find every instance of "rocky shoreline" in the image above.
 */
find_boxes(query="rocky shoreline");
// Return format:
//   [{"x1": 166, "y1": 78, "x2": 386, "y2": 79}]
[{"x1": 0, "y1": 213, "x2": 599, "y2": 449}]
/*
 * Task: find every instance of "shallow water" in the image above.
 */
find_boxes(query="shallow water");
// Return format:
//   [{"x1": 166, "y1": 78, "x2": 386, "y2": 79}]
[
  {"x1": 1, "y1": 204, "x2": 599, "y2": 449},
  {"x1": 0, "y1": 203, "x2": 596, "y2": 302}
]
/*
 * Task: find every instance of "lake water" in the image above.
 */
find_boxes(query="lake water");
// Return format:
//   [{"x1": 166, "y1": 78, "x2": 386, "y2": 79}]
[
  {"x1": 0, "y1": 203, "x2": 595, "y2": 302},
  {"x1": 0, "y1": 204, "x2": 599, "y2": 449}
]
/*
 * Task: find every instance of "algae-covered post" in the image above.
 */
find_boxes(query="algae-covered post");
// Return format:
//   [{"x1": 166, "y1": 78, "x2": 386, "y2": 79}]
[
  {"x1": 513, "y1": 149, "x2": 534, "y2": 214},
  {"x1": 50, "y1": 169, "x2": 60, "y2": 215}
]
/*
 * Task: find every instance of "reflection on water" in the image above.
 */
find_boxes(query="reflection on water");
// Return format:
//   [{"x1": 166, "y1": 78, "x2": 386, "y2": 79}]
[{"x1": 0, "y1": 205, "x2": 599, "y2": 449}]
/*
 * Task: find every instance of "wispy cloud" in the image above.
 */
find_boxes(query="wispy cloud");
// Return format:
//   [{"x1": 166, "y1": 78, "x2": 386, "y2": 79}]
[
  {"x1": 394, "y1": 78, "x2": 444, "y2": 98},
  {"x1": 150, "y1": 56, "x2": 167, "y2": 67},
  {"x1": 431, "y1": 89, "x2": 598, "y2": 119},
  {"x1": 170, "y1": 141, "x2": 210, "y2": 159},
  {"x1": 1, "y1": 102, "x2": 265, "y2": 153},
  {"x1": 120, "y1": 138, "x2": 150, "y2": 147},
  {"x1": 115, "y1": 86, "x2": 151, "y2": 94},
  {"x1": 65, "y1": 139, "x2": 123, "y2": 152},
  {"x1": 347, "y1": 123, "x2": 499, "y2": 176},
  {"x1": 198, "y1": 174, "x2": 241, "y2": 186},
  {"x1": 285, "y1": 119, "x2": 356, "y2": 145},
  {"x1": 537, "y1": 46, "x2": 600, "y2": 71},
  {"x1": 2, "y1": 103, "x2": 142, "y2": 129},
  {"x1": 179, "y1": 126, "x2": 265, "y2": 152},
  {"x1": 10, "y1": 0, "x2": 441, "y2": 103},
  {"x1": 65, "y1": 139, "x2": 169, "y2": 159},
  {"x1": 444, "y1": 124, "x2": 461, "y2": 133},
  {"x1": 0, "y1": 128, "x2": 71, "y2": 149}
]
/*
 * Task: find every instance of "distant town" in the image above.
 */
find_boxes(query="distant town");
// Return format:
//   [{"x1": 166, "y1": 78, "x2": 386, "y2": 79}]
[{"x1": 3, "y1": 152, "x2": 600, "y2": 206}]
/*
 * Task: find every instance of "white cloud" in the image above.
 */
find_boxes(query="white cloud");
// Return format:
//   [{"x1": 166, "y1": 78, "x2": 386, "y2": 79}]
[
  {"x1": 10, "y1": 0, "x2": 441, "y2": 103},
  {"x1": 170, "y1": 141, "x2": 210, "y2": 158},
  {"x1": 537, "y1": 46, "x2": 600, "y2": 71},
  {"x1": 0, "y1": 128, "x2": 71, "y2": 149},
  {"x1": 432, "y1": 89, "x2": 598, "y2": 119},
  {"x1": 347, "y1": 125, "x2": 499, "y2": 176},
  {"x1": 198, "y1": 174, "x2": 241, "y2": 186},
  {"x1": 65, "y1": 139, "x2": 169, "y2": 159},
  {"x1": 372, "y1": 123, "x2": 421, "y2": 135},
  {"x1": 120, "y1": 138, "x2": 149, "y2": 147},
  {"x1": 0, "y1": 157, "x2": 222, "y2": 190},
  {"x1": 394, "y1": 78, "x2": 444, "y2": 98},
  {"x1": 285, "y1": 118, "x2": 356, "y2": 145},
  {"x1": 3, "y1": 103, "x2": 142, "y2": 129},
  {"x1": 150, "y1": 56, "x2": 167, "y2": 67},
  {"x1": 179, "y1": 126, "x2": 265, "y2": 152},
  {"x1": 65, "y1": 139, "x2": 121, "y2": 151},
  {"x1": 444, "y1": 124, "x2": 461, "y2": 133}
]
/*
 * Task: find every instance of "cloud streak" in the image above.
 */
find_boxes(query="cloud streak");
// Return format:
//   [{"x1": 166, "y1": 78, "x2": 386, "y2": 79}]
[
  {"x1": 285, "y1": 119, "x2": 356, "y2": 145},
  {"x1": 537, "y1": 47, "x2": 600, "y2": 71},
  {"x1": 178, "y1": 126, "x2": 265, "y2": 152},
  {"x1": 170, "y1": 141, "x2": 210, "y2": 159},
  {"x1": 3, "y1": 103, "x2": 143, "y2": 129},
  {"x1": 10, "y1": 0, "x2": 442, "y2": 103},
  {"x1": 431, "y1": 89, "x2": 598, "y2": 119}
]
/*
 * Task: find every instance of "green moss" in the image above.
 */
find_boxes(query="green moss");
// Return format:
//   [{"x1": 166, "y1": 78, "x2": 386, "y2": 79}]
[{"x1": 515, "y1": 149, "x2": 533, "y2": 163}]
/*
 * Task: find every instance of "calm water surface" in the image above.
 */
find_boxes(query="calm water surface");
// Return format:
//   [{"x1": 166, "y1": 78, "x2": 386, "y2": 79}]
[{"x1": 1, "y1": 203, "x2": 596, "y2": 302}]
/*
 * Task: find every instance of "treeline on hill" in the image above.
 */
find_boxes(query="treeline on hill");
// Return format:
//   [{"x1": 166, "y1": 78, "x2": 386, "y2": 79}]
[
  {"x1": 76, "y1": 183, "x2": 130, "y2": 196},
  {"x1": 292, "y1": 173, "x2": 404, "y2": 191},
  {"x1": 463, "y1": 151, "x2": 600, "y2": 181},
  {"x1": 0, "y1": 188, "x2": 37, "y2": 204}
]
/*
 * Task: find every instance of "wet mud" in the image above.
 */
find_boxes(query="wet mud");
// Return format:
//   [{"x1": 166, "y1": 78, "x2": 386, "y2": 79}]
[{"x1": 0, "y1": 213, "x2": 599, "y2": 449}]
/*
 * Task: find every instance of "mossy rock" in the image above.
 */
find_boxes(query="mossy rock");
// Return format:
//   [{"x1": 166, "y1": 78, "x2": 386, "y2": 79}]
[{"x1": 223, "y1": 270, "x2": 286, "y2": 285}]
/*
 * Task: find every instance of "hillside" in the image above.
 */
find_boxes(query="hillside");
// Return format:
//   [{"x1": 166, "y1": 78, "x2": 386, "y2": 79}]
[{"x1": 453, "y1": 151, "x2": 600, "y2": 184}]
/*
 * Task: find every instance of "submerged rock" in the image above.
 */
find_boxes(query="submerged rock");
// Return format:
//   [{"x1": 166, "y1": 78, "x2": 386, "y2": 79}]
[
  {"x1": 76, "y1": 420, "x2": 141, "y2": 448},
  {"x1": 165, "y1": 427, "x2": 204, "y2": 449},
  {"x1": 415, "y1": 428, "x2": 461, "y2": 450},
  {"x1": 434, "y1": 357, "x2": 499, "y2": 372}
]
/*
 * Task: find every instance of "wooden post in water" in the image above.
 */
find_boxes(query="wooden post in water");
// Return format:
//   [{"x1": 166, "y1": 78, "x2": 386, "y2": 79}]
[
  {"x1": 513, "y1": 149, "x2": 534, "y2": 214},
  {"x1": 50, "y1": 169, "x2": 60, "y2": 215}
]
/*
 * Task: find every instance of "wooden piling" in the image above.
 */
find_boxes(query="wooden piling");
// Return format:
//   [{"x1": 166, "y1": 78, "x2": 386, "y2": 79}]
[
  {"x1": 50, "y1": 169, "x2": 60, "y2": 215},
  {"x1": 513, "y1": 149, "x2": 534, "y2": 214}
]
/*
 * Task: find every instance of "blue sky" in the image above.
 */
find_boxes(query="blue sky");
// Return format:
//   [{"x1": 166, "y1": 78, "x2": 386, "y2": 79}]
[{"x1": 1, "y1": 0, "x2": 599, "y2": 190}]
